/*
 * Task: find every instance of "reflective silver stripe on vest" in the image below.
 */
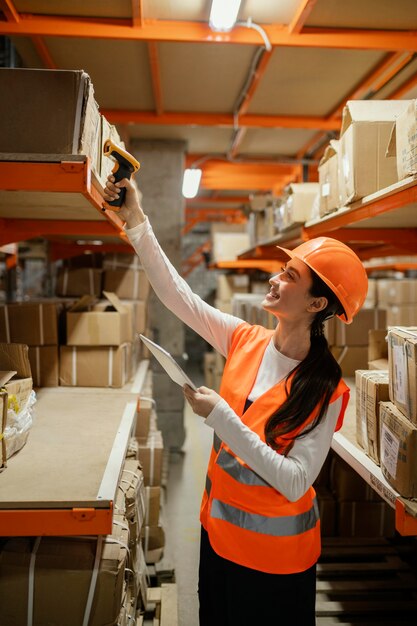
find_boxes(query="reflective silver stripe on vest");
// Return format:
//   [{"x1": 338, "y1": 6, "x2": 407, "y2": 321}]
[
  {"x1": 213, "y1": 433, "x2": 222, "y2": 453},
  {"x1": 210, "y1": 497, "x2": 319, "y2": 537},
  {"x1": 216, "y1": 448, "x2": 269, "y2": 487},
  {"x1": 205, "y1": 474, "x2": 212, "y2": 497}
]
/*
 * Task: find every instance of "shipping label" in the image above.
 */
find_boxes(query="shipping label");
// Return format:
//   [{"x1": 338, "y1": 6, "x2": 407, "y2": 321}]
[
  {"x1": 381, "y1": 424, "x2": 400, "y2": 479},
  {"x1": 393, "y1": 343, "x2": 407, "y2": 405}
]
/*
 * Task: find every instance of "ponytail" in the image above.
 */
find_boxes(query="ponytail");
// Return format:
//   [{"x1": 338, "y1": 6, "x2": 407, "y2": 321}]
[{"x1": 265, "y1": 271, "x2": 344, "y2": 450}]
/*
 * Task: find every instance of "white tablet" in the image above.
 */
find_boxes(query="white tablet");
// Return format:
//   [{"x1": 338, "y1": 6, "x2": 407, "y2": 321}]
[{"x1": 139, "y1": 334, "x2": 197, "y2": 391}]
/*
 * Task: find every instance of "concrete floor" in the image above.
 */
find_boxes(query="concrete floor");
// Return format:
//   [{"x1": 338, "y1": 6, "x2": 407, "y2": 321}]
[{"x1": 159, "y1": 369, "x2": 212, "y2": 626}]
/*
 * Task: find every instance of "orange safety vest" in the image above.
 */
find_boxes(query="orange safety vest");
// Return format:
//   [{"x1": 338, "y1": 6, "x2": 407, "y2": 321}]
[{"x1": 200, "y1": 322, "x2": 349, "y2": 574}]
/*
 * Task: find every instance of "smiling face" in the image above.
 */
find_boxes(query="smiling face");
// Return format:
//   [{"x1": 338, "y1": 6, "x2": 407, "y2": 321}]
[{"x1": 262, "y1": 258, "x2": 328, "y2": 323}]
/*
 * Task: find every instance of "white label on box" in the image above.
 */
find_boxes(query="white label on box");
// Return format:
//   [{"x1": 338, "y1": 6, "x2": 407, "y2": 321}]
[
  {"x1": 393, "y1": 344, "x2": 407, "y2": 405},
  {"x1": 321, "y1": 182, "x2": 330, "y2": 197},
  {"x1": 381, "y1": 424, "x2": 400, "y2": 478}
]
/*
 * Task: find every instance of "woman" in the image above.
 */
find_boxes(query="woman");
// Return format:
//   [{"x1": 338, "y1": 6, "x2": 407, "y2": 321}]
[{"x1": 104, "y1": 175, "x2": 368, "y2": 626}]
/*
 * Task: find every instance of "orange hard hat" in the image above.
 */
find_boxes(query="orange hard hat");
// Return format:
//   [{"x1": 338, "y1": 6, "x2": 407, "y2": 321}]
[{"x1": 277, "y1": 237, "x2": 368, "y2": 324}]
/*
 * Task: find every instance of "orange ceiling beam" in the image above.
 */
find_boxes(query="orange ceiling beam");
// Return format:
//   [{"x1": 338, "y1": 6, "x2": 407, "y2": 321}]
[
  {"x1": 147, "y1": 41, "x2": 163, "y2": 115},
  {"x1": 198, "y1": 160, "x2": 299, "y2": 191},
  {"x1": 102, "y1": 109, "x2": 341, "y2": 130},
  {"x1": 389, "y1": 69, "x2": 417, "y2": 99},
  {"x1": 31, "y1": 35, "x2": 57, "y2": 68},
  {"x1": 0, "y1": 0, "x2": 19, "y2": 22},
  {"x1": 288, "y1": 0, "x2": 318, "y2": 34},
  {"x1": 186, "y1": 196, "x2": 248, "y2": 205},
  {"x1": 2, "y1": 17, "x2": 417, "y2": 51}
]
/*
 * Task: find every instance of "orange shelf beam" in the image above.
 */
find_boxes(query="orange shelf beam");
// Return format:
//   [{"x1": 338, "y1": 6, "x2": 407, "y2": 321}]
[
  {"x1": 0, "y1": 0, "x2": 20, "y2": 22},
  {"x1": 212, "y1": 260, "x2": 282, "y2": 273},
  {"x1": 0, "y1": 506, "x2": 113, "y2": 537},
  {"x1": 2, "y1": 17, "x2": 417, "y2": 51},
  {"x1": 103, "y1": 109, "x2": 342, "y2": 131},
  {"x1": 396, "y1": 500, "x2": 417, "y2": 536},
  {"x1": 365, "y1": 263, "x2": 417, "y2": 274},
  {"x1": 288, "y1": 0, "x2": 318, "y2": 34}
]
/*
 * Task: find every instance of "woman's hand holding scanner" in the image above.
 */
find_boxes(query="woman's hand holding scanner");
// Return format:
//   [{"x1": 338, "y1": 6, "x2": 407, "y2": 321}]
[
  {"x1": 183, "y1": 385, "x2": 222, "y2": 419},
  {"x1": 102, "y1": 140, "x2": 140, "y2": 210},
  {"x1": 103, "y1": 174, "x2": 146, "y2": 228}
]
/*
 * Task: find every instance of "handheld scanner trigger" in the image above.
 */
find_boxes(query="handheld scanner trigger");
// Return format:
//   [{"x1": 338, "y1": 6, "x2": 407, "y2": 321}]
[{"x1": 103, "y1": 140, "x2": 140, "y2": 209}]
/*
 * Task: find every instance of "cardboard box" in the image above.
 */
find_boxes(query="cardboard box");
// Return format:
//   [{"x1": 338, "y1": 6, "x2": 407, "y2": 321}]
[
  {"x1": 364, "y1": 279, "x2": 377, "y2": 308},
  {"x1": 387, "y1": 327, "x2": 417, "y2": 424},
  {"x1": 67, "y1": 291, "x2": 132, "y2": 346},
  {"x1": 216, "y1": 274, "x2": 250, "y2": 301},
  {"x1": 56, "y1": 267, "x2": 102, "y2": 297},
  {"x1": 103, "y1": 252, "x2": 142, "y2": 270},
  {"x1": 145, "y1": 486, "x2": 161, "y2": 527},
  {"x1": 338, "y1": 100, "x2": 410, "y2": 205},
  {"x1": 63, "y1": 252, "x2": 103, "y2": 269},
  {"x1": 319, "y1": 140, "x2": 340, "y2": 216},
  {"x1": 330, "y1": 455, "x2": 381, "y2": 501},
  {"x1": 138, "y1": 431, "x2": 164, "y2": 486},
  {"x1": 385, "y1": 304, "x2": 417, "y2": 327},
  {"x1": 355, "y1": 370, "x2": 389, "y2": 463},
  {"x1": 215, "y1": 299, "x2": 233, "y2": 314},
  {"x1": 331, "y1": 346, "x2": 369, "y2": 377},
  {"x1": 377, "y1": 279, "x2": 417, "y2": 306},
  {"x1": 0, "y1": 68, "x2": 101, "y2": 177},
  {"x1": 141, "y1": 525, "x2": 165, "y2": 563},
  {"x1": 28, "y1": 346, "x2": 59, "y2": 387},
  {"x1": 211, "y1": 223, "x2": 250, "y2": 262},
  {"x1": 387, "y1": 99, "x2": 417, "y2": 180},
  {"x1": 0, "y1": 524, "x2": 129, "y2": 626},
  {"x1": 0, "y1": 301, "x2": 61, "y2": 345},
  {"x1": 104, "y1": 269, "x2": 150, "y2": 301},
  {"x1": 277, "y1": 183, "x2": 319, "y2": 231},
  {"x1": 135, "y1": 398, "x2": 153, "y2": 439},
  {"x1": 99, "y1": 114, "x2": 123, "y2": 186},
  {"x1": 368, "y1": 328, "x2": 388, "y2": 370},
  {"x1": 335, "y1": 308, "x2": 386, "y2": 347},
  {"x1": 59, "y1": 343, "x2": 132, "y2": 388},
  {"x1": 337, "y1": 501, "x2": 395, "y2": 537},
  {"x1": 380, "y1": 401, "x2": 417, "y2": 497}
]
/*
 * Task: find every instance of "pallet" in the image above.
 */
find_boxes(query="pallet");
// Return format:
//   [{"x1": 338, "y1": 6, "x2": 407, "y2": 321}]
[
  {"x1": 144, "y1": 584, "x2": 178, "y2": 626},
  {"x1": 316, "y1": 538, "x2": 417, "y2": 624}
]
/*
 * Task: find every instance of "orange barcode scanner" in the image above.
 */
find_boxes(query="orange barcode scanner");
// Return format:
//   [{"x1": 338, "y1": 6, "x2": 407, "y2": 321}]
[{"x1": 102, "y1": 140, "x2": 140, "y2": 211}]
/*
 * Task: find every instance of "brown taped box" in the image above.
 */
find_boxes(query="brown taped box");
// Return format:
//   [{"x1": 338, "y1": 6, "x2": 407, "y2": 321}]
[
  {"x1": 67, "y1": 291, "x2": 132, "y2": 346},
  {"x1": 216, "y1": 274, "x2": 250, "y2": 301},
  {"x1": 137, "y1": 431, "x2": 163, "y2": 487},
  {"x1": 0, "y1": 524, "x2": 129, "y2": 626},
  {"x1": 0, "y1": 68, "x2": 101, "y2": 177},
  {"x1": 380, "y1": 401, "x2": 417, "y2": 498},
  {"x1": 135, "y1": 398, "x2": 153, "y2": 439},
  {"x1": 385, "y1": 305, "x2": 417, "y2": 326},
  {"x1": 278, "y1": 182, "x2": 319, "y2": 231},
  {"x1": 141, "y1": 525, "x2": 165, "y2": 564},
  {"x1": 331, "y1": 346, "x2": 369, "y2": 377},
  {"x1": 337, "y1": 501, "x2": 395, "y2": 537},
  {"x1": 119, "y1": 299, "x2": 147, "y2": 336},
  {"x1": 330, "y1": 456, "x2": 381, "y2": 502},
  {"x1": 377, "y1": 278, "x2": 417, "y2": 306},
  {"x1": 387, "y1": 99, "x2": 417, "y2": 180},
  {"x1": 104, "y1": 268, "x2": 150, "y2": 301},
  {"x1": 56, "y1": 267, "x2": 103, "y2": 298},
  {"x1": 368, "y1": 328, "x2": 388, "y2": 370},
  {"x1": 338, "y1": 100, "x2": 410, "y2": 206},
  {"x1": 145, "y1": 486, "x2": 161, "y2": 526},
  {"x1": 334, "y1": 308, "x2": 386, "y2": 347},
  {"x1": 319, "y1": 139, "x2": 340, "y2": 217},
  {"x1": 315, "y1": 487, "x2": 337, "y2": 537},
  {"x1": 59, "y1": 343, "x2": 132, "y2": 388},
  {"x1": 387, "y1": 327, "x2": 417, "y2": 424},
  {"x1": 0, "y1": 301, "x2": 62, "y2": 345},
  {"x1": 355, "y1": 370, "x2": 389, "y2": 464},
  {"x1": 28, "y1": 346, "x2": 59, "y2": 387},
  {"x1": 103, "y1": 252, "x2": 142, "y2": 270}
]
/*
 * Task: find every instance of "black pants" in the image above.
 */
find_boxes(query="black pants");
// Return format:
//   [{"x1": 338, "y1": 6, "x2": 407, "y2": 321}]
[{"x1": 198, "y1": 527, "x2": 316, "y2": 626}]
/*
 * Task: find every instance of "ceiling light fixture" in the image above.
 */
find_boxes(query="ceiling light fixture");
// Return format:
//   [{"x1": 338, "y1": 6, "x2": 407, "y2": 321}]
[
  {"x1": 209, "y1": 0, "x2": 242, "y2": 32},
  {"x1": 182, "y1": 168, "x2": 202, "y2": 198}
]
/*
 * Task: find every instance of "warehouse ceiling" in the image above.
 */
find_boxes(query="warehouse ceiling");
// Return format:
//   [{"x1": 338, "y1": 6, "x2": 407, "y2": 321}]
[{"x1": 2, "y1": 0, "x2": 417, "y2": 203}]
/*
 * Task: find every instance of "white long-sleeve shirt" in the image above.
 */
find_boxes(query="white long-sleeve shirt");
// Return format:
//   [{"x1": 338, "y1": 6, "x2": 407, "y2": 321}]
[{"x1": 126, "y1": 218, "x2": 343, "y2": 501}]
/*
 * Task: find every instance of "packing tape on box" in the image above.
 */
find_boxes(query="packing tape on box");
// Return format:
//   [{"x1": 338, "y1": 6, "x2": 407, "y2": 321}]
[
  {"x1": 38, "y1": 304, "x2": 44, "y2": 345},
  {"x1": 133, "y1": 270, "x2": 139, "y2": 299},
  {"x1": 113, "y1": 519, "x2": 130, "y2": 532},
  {"x1": 63, "y1": 268, "x2": 68, "y2": 295},
  {"x1": 35, "y1": 347, "x2": 41, "y2": 387},
  {"x1": 336, "y1": 345, "x2": 348, "y2": 365},
  {"x1": 27, "y1": 536, "x2": 41, "y2": 626},
  {"x1": 3, "y1": 305, "x2": 10, "y2": 343},
  {"x1": 109, "y1": 348, "x2": 114, "y2": 387},
  {"x1": 71, "y1": 347, "x2": 77, "y2": 386},
  {"x1": 144, "y1": 525, "x2": 150, "y2": 557},
  {"x1": 149, "y1": 439, "x2": 155, "y2": 485},
  {"x1": 145, "y1": 486, "x2": 151, "y2": 526},
  {"x1": 88, "y1": 268, "x2": 94, "y2": 296}
]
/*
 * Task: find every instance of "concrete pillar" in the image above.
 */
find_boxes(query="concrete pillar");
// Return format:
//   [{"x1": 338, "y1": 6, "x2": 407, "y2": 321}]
[{"x1": 130, "y1": 139, "x2": 187, "y2": 450}]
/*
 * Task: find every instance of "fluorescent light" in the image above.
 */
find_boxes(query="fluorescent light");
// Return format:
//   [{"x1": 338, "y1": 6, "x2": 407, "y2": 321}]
[
  {"x1": 182, "y1": 168, "x2": 202, "y2": 198},
  {"x1": 209, "y1": 0, "x2": 241, "y2": 32}
]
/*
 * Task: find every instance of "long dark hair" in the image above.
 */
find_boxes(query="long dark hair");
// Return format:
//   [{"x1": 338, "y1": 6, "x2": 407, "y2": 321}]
[{"x1": 265, "y1": 270, "x2": 345, "y2": 451}]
